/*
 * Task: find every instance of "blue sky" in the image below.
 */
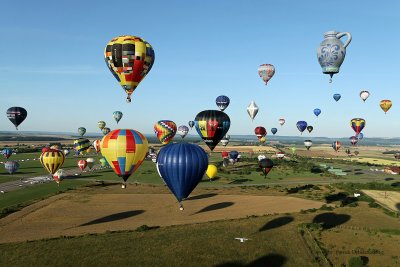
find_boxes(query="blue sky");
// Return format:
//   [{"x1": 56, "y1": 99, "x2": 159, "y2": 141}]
[{"x1": 0, "y1": 1, "x2": 399, "y2": 138}]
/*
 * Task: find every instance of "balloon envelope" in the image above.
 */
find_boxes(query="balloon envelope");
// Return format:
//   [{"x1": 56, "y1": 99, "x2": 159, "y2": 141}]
[
  {"x1": 254, "y1": 126, "x2": 267, "y2": 139},
  {"x1": 177, "y1": 125, "x2": 189, "y2": 139},
  {"x1": 188, "y1": 121, "x2": 195, "y2": 129},
  {"x1": 206, "y1": 164, "x2": 218, "y2": 179},
  {"x1": 258, "y1": 64, "x2": 275, "y2": 85},
  {"x1": 360, "y1": 90, "x2": 370, "y2": 102},
  {"x1": 98, "y1": 121, "x2": 106, "y2": 130},
  {"x1": 4, "y1": 161, "x2": 19, "y2": 174},
  {"x1": 307, "y1": 126, "x2": 314, "y2": 133},
  {"x1": 154, "y1": 120, "x2": 177, "y2": 145},
  {"x1": 40, "y1": 149, "x2": 65, "y2": 175},
  {"x1": 100, "y1": 129, "x2": 148, "y2": 182},
  {"x1": 78, "y1": 127, "x2": 86, "y2": 137},
  {"x1": 333, "y1": 94, "x2": 341, "y2": 102},
  {"x1": 350, "y1": 118, "x2": 365, "y2": 135},
  {"x1": 6, "y1": 107, "x2": 27, "y2": 130},
  {"x1": 86, "y1": 158, "x2": 95, "y2": 170},
  {"x1": 1, "y1": 148, "x2": 13, "y2": 159},
  {"x1": 78, "y1": 160, "x2": 87, "y2": 171},
  {"x1": 194, "y1": 110, "x2": 230, "y2": 151},
  {"x1": 113, "y1": 111, "x2": 123, "y2": 123},
  {"x1": 156, "y1": 143, "x2": 208, "y2": 203},
  {"x1": 259, "y1": 158, "x2": 274, "y2": 177},
  {"x1": 332, "y1": 141, "x2": 342, "y2": 152},
  {"x1": 247, "y1": 101, "x2": 259, "y2": 120},
  {"x1": 278, "y1": 118, "x2": 285, "y2": 126},
  {"x1": 215, "y1": 95, "x2": 230, "y2": 111},
  {"x1": 296, "y1": 121, "x2": 307, "y2": 134},
  {"x1": 313, "y1": 108, "x2": 321, "y2": 117},
  {"x1": 104, "y1": 35, "x2": 155, "y2": 103},
  {"x1": 102, "y1": 127, "x2": 111, "y2": 135},
  {"x1": 73, "y1": 138, "x2": 91, "y2": 156},
  {"x1": 271, "y1": 128, "x2": 278, "y2": 135},
  {"x1": 304, "y1": 140, "x2": 312, "y2": 150},
  {"x1": 380, "y1": 100, "x2": 392, "y2": 114}
]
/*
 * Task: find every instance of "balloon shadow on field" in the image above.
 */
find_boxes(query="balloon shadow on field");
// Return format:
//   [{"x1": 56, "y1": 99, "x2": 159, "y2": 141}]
[
  {"x1": 391, "y1": 182, "x2": 400, "y2": 187},
  {"x1": 384, "y1": 177, "x2": 395, "y2": 181},
  {"x1": 312, "y1": 212, "x2": 351, "y2": 230},
  {"x1": 194, "y1": 202, "x2": 234, "y2": 214},
  {"x1": 214, "y1": 253, "x2": 287, "y2": 267},
  {"x1": 79, "y1": 210, "x2": 145, "y2": 227},
  {"x1": 258, "y1": 216, "x2": 294, "y2": 232},
  {"x1": 186, "y1": 193, "x2": 217, "y2": 201},
  {"x1": 395, "y1": 203, "x2": 400, "y2": 211}
]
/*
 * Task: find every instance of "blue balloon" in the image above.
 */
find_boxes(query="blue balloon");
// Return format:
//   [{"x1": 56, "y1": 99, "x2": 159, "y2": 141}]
[
  {"x1": 4, "y1": 160, "x2": 19, "y2": 174},
  {"x1": 296, "y1": 121, "x2": 307, "y2": 134},
  {"x1": 156, "y1": 143, "x2": 208, "y2": 208},
  {"x1": 333, "y1": 94, "x2": 341, "y2": 102},
  {"x1": 215, "y1": 95, "x2": 230, "y2": 111},
  {"x1": 271, "y1": 128, "x2": 278, "y2": 135},
  {"x1": 1, "y1": 148, "x2": 13, "y2": 159},
  {"x1": 229, "y1": 151, "x2": 239, "y2": 160},
  {"x1": 356, "y1": 132, "x2": 364, "y2": 140},
  {"x1": 313, "y1": 108, "x2": 321, "y2": 117}
]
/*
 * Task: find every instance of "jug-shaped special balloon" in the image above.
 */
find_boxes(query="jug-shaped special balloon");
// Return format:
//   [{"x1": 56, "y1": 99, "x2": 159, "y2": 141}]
[
  {"x1": 317, "y1": 31, "x2": 352, "y2": 81},
  {"x1": 104, "y1": 35, "x2": 155, "y2": 103}
]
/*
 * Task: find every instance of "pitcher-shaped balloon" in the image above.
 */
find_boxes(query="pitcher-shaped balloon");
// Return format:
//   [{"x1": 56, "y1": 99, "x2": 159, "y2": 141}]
[{"x1": 317, "y1": 31, "x2": 352, "y2": 81}]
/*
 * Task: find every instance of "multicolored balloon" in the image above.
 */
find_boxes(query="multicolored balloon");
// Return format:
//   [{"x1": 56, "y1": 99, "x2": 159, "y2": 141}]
[
  {"x1": 177, "y1": 125, "x2": 189, "y2": 139},
  {"x1": 304, "y1": 140, "x2": 312, "y2": 150},
  {"x1": 380, "y1": 100, "x2": 392, "y2": 114},
  {"x1": 254, "y1": 126, "x2": 267, "y2": 140},
  {"x1": 258, "y1": 64, "x2": 275, "y2": 85},
  {"x1": 98, "y1": 121, "x2": 106, "y2": 130},
  {"x1": 247, "y1": 101, "x2": 259, "y2": 121},
  {"x1": 296, "y1": 121, "x2": 307, "y2": 134},
  {"x1": 356, "y1": 132, "x2": 364, "y2": 140},
  {"x1": 350, "y1": 118, "x2": 365, "y2": 135},
  {"x1": 259, "y1": 137, "x2": 266, "y2": 144},
  {"x1": 332, "y1": 141, "x2": 342, "y2": 152},
  {"x1": 100, "y1": 129, "x2": 148, "y2": 186},
  {"x1": 313, "y1": 108, "x2": 321, "y2": 117},
  {"x1": 73, "y1": 138, "x2": 91, "y2": 156},
  {"x1": 78, "y1": 159, "x2": 87, "y2": 171},
  {"x1": 113, "y1": 111, "x2": 123, "y2": 123},
  {"x1": 154, "y1": 120, "x2": 177, "y2": 145},
  {"x1": 4, "y1": 161, "x2": 19, "y2": 174},
  {"x1": 360, "y1": 90, "x2": 370, "y2": 102},
  {"x1": 333, "y1": 94, "x2": 341, "y2": 102},
  {"x1": 99, "y1": 158, "x2": 109, "y2": 168},
  {"x1": 350, "y1": 136, "x2": 358, "y2": 146},
  {"x1": 1, "y1": 148, "x2": 13, "y2": 159},
  {"x1": 63, "y1": 149, "x2": 70, "y2": 156},
  {"x1": 102, "y1": 127, "x2": 111, "y2": 135},
  {"x1": 40, "y1": 149, "x2": 65, "y2": 175},
  {"x1": 6, "y1": 107, "x2": 27, "y2": 130},
  {"x1": 53, "y1": 169, "x2": 65, "y2": 184},
  {"x1": 215, "y1": 95, "x2": 230, "y2": 111},
  {"x1": 93, "y1": 140, "x2": 101, "y2": 154},
  {"x1": 78, "y1": 127, "x2": 86, "y2": 137},
  {"x1": 104, "y1": 35, "x2": 155, "y2": 103},
  {"x1": 271, "y1": 128, "x2": 278, "y2": 135},
  {"x1": 194, "y1": 110, "x2": 230, "y2": 151},
  {"x1": 229, "y1": 151, "x2": 239, "y2": 164},
  {"x1": 259, "y1": 158, "x2": 274, "y2": 177},
  {"x1": 278, "y1": 118, "x2": 285, "y2": 126},
  {"x1": 156, "y1": 143, "x2": 208, "y2": 210},
  {"x1": 86, "y1": 158, "x2": 95, "y2": 170}
]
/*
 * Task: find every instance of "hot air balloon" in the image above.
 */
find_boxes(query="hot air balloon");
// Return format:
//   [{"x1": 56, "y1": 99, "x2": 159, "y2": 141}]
[
  {"x1": 229, "y1": 151, "x2": 239, "y2": 164},
  {"x1": 380, "y1": 100, "x2": 392, "y2": 114},
  {"x1": 40, "y1": 149, "x2": 65, "y2": 176},
  {"x1": 345, "y1": 148, "x2": 351, "y2": 155},
  {"x1": 350, "y1": 118, "x2": 365, "y2": 135},
  {"x1": 296, "y1": 121, "x2": 307, "y2": 134},
  {"x1": 313, "y1": 108, "x2": 321, "y2": 117},
  {"x1": 332, "y1": 141, "x2": 342, "y2": 152},
  {"x1": 333, "y1": 94, "x2": 341, "y2": 102},
  {"x1": 98, "y1": 121, "x2": 106, "y2": 130},
  {"x1": 78, "y1": 127, "x2": 86, "y2": 137},
  {"x1": 73, "y1": 138, "x2": 91, "y2": 156},
  {"x1": 350, "y1": 136, "x2": 358, "y2": 146},
  {"x1": 206, "y1": 164, "x2": 218, "y2": 181},
  {"x1": 50, "y1": 145, "x2": 60, "y2": 150},
  {"x1": 317, "y1": 30, "x2": 352, "y2": 82},
  {"x1": 156, "y1": 143, "x2": 208, "y2": 210},
  {"x1": 177, "y1": 125, "x2": 189, "y2": 139},
  {"x1": 225, "y1": 134, "x2": 231, "y2": 140},
  {"x1": 93, "y1": 140, "x2": 101, "y2": 154},
  {"x1": 1, "y1": 148, "x2": 13, "y2": 159},
  {"x1": 259, "y1": 158, "x2": 274, "y2": 177},
  {"x1": 307, "y1": 126, "x2": 314, "y2": 133},
  {"x1": 278, "y1": 118, "x2": 285, "y2": 126},
  {"x1": 220, "y1": 138, "x2": 229, "y2": 146},
  {"x1": 78, "y1": 159, "x2": 87, "y2": 171},
  {"x1": 222, "y1": 158, "x2": 229, "y2": 167},
  {"x1": 276, "y1": 152, "x2": 285, "y2": 160},
  {"x1": 6, "y1": 107, "x2": 27, "y2": 130},
  {"x1": 254, "y1": 126, "x2": 267, "y2": 140},
  {"x1": 102, "y1": 127, "x2": 111, "y2": 135},
  {"x1": 113, "y1": 111, "x2": 123, "y2": 123},
  {"x1": 4, "y1": 161, "x2": 19, "y2": 174},
  {"x1": 221, "y1": 151, "x2": 229, "y2": 158},
  {"x1": 104, "y1": 35, "x2": 155, "y2": 103},
  {"x1": 247, "y1": 101, "x2": 259, "y2": 121},
  {"x1": 53, "y1": 169, "x2": 65, "y2": 184},
  {"x1": 259, "y1": 137, "x2": 266, "y2": 144},
  {"x1": 304, "y1": 140, "x2": 312, "y2": 150},
  {"x1": 271, "y1": 128, "x2": 278, "y2": 135},
  {"x1": 257, "y1": 155, "x2": 266, "y2": 161},
  {"x1": 258, "y1": 64, "x2": 275, "y2": 85},
  {"x1": 86, "y1": 158, "x2": 95, "y2": 170},
  {"x1": 100, "y1": 129, "x2": 148, "y2": 187},
  {"x1": 354, "y1": 150, "x2": 359, "y2": 156},
  {"x1": 63, "y1": 149, "x2": 70, "y2": 156},
  {"x1": 194, "y1": 110, "x2": 230, "y2": 151},
  {"x1": 394, "y1": 153, "x2": 400, "y2": 160},
  {"x1": 360, "y1": 90, "x2": 370, "y2": 102},
  {"x1": 215, "y1": 95, "x2": 230, "y2": 111},
  {"x1": 99, "y1": 158, "x2": 109, "y2": 168},
  {"x1": 356, "y1": 132, "x2": 364, "y2": 140},
  {"x1": 188, "y1": 121, "x2": 195, "y2": 129},
  {"x1": 154, "y1": 120, "x2": 177, "y2": 145}
]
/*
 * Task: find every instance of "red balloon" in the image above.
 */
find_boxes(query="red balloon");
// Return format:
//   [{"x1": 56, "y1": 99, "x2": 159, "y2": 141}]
[
  {"x1": 254, "y1": 126, "x2": 267, "y2": 140},
  {"x1": 221, "y1": 151, "x2": 229, "y2": 158}
]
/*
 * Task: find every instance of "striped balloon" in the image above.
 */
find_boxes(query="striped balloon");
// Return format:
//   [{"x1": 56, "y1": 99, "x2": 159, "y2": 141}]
[
  {"x1": 332, "y1": 141, "x2": 342, "y2": 152},
  {"x1": 73, "y1": 138, "x2": 91, "y2": 155},
  {"x1": 100, "y1": 129, "x2": 148, "y2": 183},
  {"x1": 93, "y1": 139, "x2": 101, "y2": 153},
  {"x1": 154, "y1": 120, "x2": 177, "y2": 145},
  {"x1": 78, "y1": 159, "x2": 87, "y2": 171},
  {"x1": 40, "y1": 149, "x2": 65, "y2": 175},
  {"x1": 350, "y1": 118, "x2": 365, "y2": 135},
  {"x1": 4, "y1": 161, "x2": 20, "y2": 174}
]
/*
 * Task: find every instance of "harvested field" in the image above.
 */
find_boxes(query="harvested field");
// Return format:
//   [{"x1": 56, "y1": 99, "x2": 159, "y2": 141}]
[{"x1": 362, "y1": 190, "x2": 400, "y2": 211}]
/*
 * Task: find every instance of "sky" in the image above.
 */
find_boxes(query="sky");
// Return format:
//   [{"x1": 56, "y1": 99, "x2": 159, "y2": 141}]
[{"x1": 0, "y1": 0, "x2": 399, "y2": 138}]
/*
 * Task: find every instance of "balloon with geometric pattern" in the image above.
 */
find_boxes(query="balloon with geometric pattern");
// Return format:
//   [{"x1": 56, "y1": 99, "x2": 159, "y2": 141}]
[
  {"x1": 104, "y1": 35, "x2": 155, "y2": 103},
  {"x1": 100, "y1": 129, "x2": 148, "y2": 187},
  {"x1": 154, "y1": 120, "x2": 177, "y2": 145},
  {"x1": 350, "y1": 118, "x2": 365, "y2": 135}
]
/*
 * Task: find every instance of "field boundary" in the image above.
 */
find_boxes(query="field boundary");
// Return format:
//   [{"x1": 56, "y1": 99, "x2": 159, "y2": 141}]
[{"x1": 298, "y1": 225, "x2": 331, "y2": 267}]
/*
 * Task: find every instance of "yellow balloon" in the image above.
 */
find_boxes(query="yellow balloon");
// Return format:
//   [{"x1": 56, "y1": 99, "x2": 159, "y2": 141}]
[
  {"x1": 206, "y1": 164, "x2": 218, "y2": 179},
  {"x1": 40, "y1": 149, "x2": 65, "y2": 175},
  {"x1": 380, "y1": 100, "x2": 392, "y2": 114},
  {"x1": 259, "y1": 137, "x2": 266, "y2": 143}
]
